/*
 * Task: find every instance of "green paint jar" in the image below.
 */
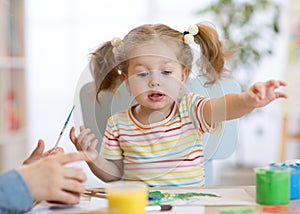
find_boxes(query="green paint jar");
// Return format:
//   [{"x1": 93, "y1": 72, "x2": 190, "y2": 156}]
[{"x1": 255, "y1": 167, "x2": 290, "y2": 205}]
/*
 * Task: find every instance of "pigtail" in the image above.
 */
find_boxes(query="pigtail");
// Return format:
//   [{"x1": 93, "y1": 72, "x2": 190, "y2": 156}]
[
  {"x1": 193, "y1": 23, "x2": 236, "y2": 84},
  {"x1": 90, "y1": 41, "x2": 122, "y2": 102}
]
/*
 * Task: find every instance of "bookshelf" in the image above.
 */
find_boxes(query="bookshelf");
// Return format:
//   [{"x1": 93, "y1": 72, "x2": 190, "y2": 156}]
[{"x1": 0, "y1": 0, "x2": 27, "y2": 172}]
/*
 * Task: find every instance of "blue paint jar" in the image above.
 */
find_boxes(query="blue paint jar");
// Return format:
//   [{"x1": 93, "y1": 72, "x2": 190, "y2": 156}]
[
  {"x1": 289, "y1": 164, "x2": 300, "y2": 200},
  {"x1": 269, "y1": 161, "x2": 300, "y2": 200}
]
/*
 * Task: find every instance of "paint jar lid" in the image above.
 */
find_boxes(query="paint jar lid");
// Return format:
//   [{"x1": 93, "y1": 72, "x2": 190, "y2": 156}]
[{"x1": 285, "y1": 159, "x2": 300, "y2": 167}]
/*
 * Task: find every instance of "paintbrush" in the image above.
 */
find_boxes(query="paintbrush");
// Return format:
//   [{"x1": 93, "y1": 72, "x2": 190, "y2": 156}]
[
  {"x1": 53, "y1": 105, "x2": 75, "y2": 148},
  {"x1": 145, "y1": 204, "x2": 172, "y2": 212},
  {"x1": 78, "y1": 205, "x2": 172, "y2": 214}
]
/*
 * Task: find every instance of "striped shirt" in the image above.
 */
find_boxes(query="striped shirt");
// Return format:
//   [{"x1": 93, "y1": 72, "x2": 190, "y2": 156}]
[{"x1": 100, "y1": 93, "x2": 220, "y2": 187}]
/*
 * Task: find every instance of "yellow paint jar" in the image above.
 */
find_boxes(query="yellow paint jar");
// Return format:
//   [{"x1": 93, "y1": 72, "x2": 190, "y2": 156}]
[{"x1": 106, "y1": 181, "x2": 148, "y2": 214}]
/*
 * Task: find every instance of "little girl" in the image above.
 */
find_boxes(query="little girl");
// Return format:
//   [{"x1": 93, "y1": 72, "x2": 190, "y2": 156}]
[{"x1": 70, "y1": 23, "x2": 287, "y2": 187}]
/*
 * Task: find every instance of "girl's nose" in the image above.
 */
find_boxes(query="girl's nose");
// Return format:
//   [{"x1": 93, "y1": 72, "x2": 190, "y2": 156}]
[
  {"x1": 150, "y1": 82, "x2": 160, "y2": 87},
  {"x1": 149, "y1": 77, "x2": 160, "y2": 87},
  {"x1": 149, "y1": 72, "x2": 161, "y2": 87}
]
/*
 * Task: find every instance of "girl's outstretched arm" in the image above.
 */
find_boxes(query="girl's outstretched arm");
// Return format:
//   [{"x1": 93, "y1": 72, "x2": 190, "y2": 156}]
[
  {"x1": 69, "y1": 126, "x2": 123, "y2": 182},
  {"x1": 203, "y1": 80, "x2": 288, "y2": 125}
]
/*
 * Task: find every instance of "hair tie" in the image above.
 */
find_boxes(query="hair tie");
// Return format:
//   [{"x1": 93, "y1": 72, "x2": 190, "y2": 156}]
[
  {"x1": 111, "y1": 37, "x2": 122, "y2": 47},
  {"x1": 183, "y1": 24, "x2": 199, "y2": 44}
]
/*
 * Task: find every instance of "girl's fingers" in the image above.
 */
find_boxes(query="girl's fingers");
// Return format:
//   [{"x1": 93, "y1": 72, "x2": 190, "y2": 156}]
[
  {"x1": 79, "y1": 125, "x2": 86, "y2": 132},
  {"x1": 90, "y1": 139, "x2": 99, "y2": 149},
  {"x1": 266, "y1": 79, "x2": 287, "y2": 88},
  {"x1": 77, "y1": 132, "x2": 95, "y2": 152},
  {"x1": 77, "y1": 135, "x2": 89, "y2": 150},
  {"x1": 77, "y1": 128, "x2": 91, "y2": 144},
  {"x1": 85, "y1": 133, "x2": 95, "y2": 145},
  {"x1": 275, "y1": 91, "x2": 288, "y2": 99},
  {"x1": 69, "y1": 127, "x2": 76, "y2": 143},
  {"x1": 251, "y1": 83, "x2": 265, "y2": 100},
  {"x1": 279, "y1": 80, "x2": 287, "y2": 86},
  {"x1": 266, "y1": 79, "x2": 278, "y2": 87}
]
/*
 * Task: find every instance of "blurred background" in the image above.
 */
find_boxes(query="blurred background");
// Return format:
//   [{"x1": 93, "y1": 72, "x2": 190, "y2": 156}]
[{"x1": 1, "y1": 0, "x2": 300, "y2": 187}]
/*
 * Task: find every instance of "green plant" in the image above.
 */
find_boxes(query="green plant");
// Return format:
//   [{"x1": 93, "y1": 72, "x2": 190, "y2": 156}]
[{"x1": 195, "y1": 0, "x2": 281, "y2": 90}]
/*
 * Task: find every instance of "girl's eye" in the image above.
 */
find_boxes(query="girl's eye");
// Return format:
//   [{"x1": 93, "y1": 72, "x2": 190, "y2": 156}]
[
  {"x1": 136, "y1": 72, "x2": 149, "y2": 77},
  {"x1": 162, "y1": 71, "x2": 172, "y2": 75}
]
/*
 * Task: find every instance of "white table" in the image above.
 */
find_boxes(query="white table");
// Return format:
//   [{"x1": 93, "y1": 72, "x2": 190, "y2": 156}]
[{"x1": 28, "y1": 186, "x2": 300, "y2": 214}]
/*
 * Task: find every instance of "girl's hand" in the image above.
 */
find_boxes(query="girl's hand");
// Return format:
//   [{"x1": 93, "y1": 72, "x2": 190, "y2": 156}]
[
  {"x1": 69, "y1": 126, "x2": 99, "y2": 161},
  {"x1": 243, "y1": 80, "x2": 288, "y2": 108}
]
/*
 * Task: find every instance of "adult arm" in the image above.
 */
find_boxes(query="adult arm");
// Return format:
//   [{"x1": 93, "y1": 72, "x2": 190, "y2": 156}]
[{"x1": 0, "y1": 169, "x2": 34, "y2": 213}]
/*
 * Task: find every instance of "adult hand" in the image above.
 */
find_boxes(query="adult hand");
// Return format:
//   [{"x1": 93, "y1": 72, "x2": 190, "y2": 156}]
[
  {"x1": 23, "y1": 139, "x2": 64, "y2": 165},
  {"x1": 18, "y1": 152, "x2": 88, "y2": 204}
]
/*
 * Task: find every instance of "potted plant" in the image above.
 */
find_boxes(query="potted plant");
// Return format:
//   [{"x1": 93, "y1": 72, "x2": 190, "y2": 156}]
[{"x1": 195, "y1": 0, "x2": 281, "y2": 91}]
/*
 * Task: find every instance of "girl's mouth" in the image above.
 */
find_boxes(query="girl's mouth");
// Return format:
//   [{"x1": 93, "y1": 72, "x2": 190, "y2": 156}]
[{"x1": 148, "y1": 92, "x2": 165, "y2": 102}]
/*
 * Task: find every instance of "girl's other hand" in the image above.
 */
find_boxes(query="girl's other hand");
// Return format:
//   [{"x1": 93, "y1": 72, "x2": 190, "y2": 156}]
[{"x1": 69, "y1": 126, "x2": 99, "y2": 161}]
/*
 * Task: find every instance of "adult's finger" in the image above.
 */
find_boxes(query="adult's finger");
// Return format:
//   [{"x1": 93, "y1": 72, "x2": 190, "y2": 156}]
[
  {"x1": 51, "y1": 147, "x2": 64, "y2": 155},
  {"x1": 32, "y1": 139, "x2": 45, "y2": 157},
  {"x1": 60, "y1": 179, "x2": 86, "y2": 195},
  {"x1": 50, "y1": 190, "x2": 81, "y2": 205},
  {"x1": 57, "y1": 152, "x2": 89, "y2": 165},
  {"x1": 44, "y1": 147, "x2": 64, "y2": 157},
  {"x1": 63, "y1": 167, "x2": 87, "y2": 182},
  {"x1": 23, "y1": 139, "x2": 45, "y2": 164}
]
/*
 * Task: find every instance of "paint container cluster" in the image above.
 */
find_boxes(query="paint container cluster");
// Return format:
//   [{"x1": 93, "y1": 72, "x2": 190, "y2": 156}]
[
  {"x1": 270, "y1": 160, "x2": 300, "y2": 200},
  {"x1": 255, "y1": 159, "x2": 300, "y2": 205}
]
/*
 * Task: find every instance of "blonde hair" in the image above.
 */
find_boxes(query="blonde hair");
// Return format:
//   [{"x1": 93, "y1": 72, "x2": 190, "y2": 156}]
[{"x1": 90, "y1": 23, "x2": 235, "y2": 101}]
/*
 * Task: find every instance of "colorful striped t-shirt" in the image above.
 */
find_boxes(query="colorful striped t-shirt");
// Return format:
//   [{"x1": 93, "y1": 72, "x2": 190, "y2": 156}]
[{"x1": 100, "y1": 93, "x2": 219, "y2": 187}]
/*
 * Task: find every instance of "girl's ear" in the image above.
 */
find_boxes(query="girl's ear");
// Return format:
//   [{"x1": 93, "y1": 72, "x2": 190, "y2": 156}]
[
  {"x1": 121, "y1": 72, "x2": 127, "y2": 81},
  {"x1": 181, "y1": 67, "x2": 189, "y2": 83},
  {"x1": 122, "y1": 72, "x2": 131, "y2": 95}
]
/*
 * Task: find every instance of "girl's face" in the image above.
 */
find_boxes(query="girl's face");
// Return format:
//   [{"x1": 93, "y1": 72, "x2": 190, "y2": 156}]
[{"x1": 125, "y1": 55, "x2": 188, "y2": 113}]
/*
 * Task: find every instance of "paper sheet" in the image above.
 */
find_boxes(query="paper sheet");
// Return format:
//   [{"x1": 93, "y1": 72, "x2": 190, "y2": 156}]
[{"x1": 149, "y1": 188, "x2": 256, "y2": 206}]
